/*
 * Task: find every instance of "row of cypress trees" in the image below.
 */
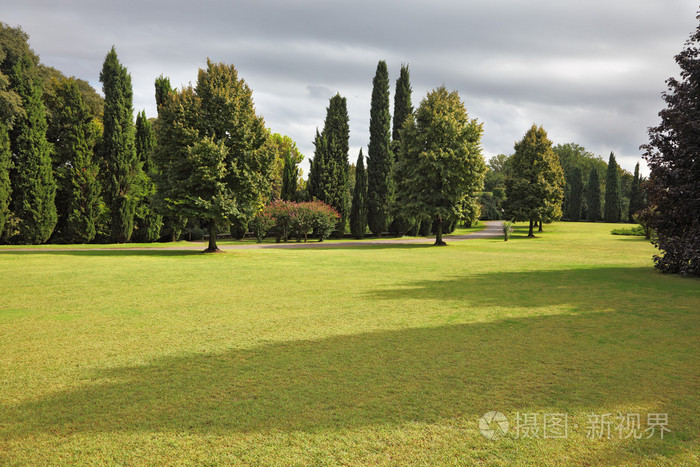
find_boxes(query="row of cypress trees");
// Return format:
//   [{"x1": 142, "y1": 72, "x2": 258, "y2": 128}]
[
  {"x1": 0, "y1": 27, "x2": 160, "y2": 244},
  {"x1": 308, "y1": 61, "x2": 414, "y2": 237}
]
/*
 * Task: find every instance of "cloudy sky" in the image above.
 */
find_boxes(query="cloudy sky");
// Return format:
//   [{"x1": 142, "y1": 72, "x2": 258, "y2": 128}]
[{"x1": 3, "y1": 0, "x2": 698, "y2": 175}]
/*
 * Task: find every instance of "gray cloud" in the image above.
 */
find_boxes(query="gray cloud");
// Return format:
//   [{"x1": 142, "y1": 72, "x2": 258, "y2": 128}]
[{"x1": 3, "y1": 0, "x2": 698, "y2": 175}]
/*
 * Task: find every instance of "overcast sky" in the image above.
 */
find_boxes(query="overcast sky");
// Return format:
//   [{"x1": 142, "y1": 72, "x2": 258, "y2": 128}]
[{"x1": 2, "y1": 1, "x2": 698, "y2": 175}]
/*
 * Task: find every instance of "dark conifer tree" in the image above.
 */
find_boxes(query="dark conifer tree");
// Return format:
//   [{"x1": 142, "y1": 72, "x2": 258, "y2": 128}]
[
  {"x1": 628, "y1": 162, "x2": 644, "y2": 220},
  {"x1": 51, "y1": 79, "x2": 101, "y2": 243},
  {"x1": 350, "y1": 149, "x2": 367, "y2": 238},
  {"x1": 154, "y1": 75, "x2": 172, "y2": 109},
  {"x1": 392, "y1": 64, "x2": 413, "y2": 142},
  {"x1": 0, "y1": 122, "x2": 11, "y2": 239},
  {"x1": 568, "y1": 166, "x2": 584, "y2": 221},
  {"x1": 100, "y1": 47, "x2": 140, "y2": 243},
  {"x1": 133, "y1": 110, "x2": 161, "y2": 242},
  {"x1": 366, "y1": 60, "x2": 392, "y2": 236},
  {"x1": 586, "y1": 166, "x2": 602, "y2": 222},
  {"x1": 281, "y1": 149, "x2": 298, "y2": 201},
  {"x1": 604, "y1": 152, "x2": 622, "y2": 222},
  {"x1": 8, "y1": 57, "x2": 56, "y2": 243}
]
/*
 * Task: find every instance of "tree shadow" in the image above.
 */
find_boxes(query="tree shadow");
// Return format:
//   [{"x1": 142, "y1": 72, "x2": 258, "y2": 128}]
[
  {"x1": 0, "y1": 249, "x2": 208, "y2": 257},
  {"x1": 2, "y1": 267, "x2": 696, "y2": 453}
]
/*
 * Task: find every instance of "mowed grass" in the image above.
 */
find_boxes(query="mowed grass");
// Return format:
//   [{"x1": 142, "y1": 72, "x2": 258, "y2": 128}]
[{"x1": 0, "y1": 222, "x2": 697, "y2": 465}]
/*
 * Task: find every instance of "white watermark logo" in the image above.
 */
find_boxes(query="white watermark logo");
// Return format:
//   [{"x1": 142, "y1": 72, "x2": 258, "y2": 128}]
[
  {"x1": 479, "y1": 411, "x2": 509, "y2": 440},
  {"x1": 479, "y1": 412, "x2": 669, "y2": 440}
]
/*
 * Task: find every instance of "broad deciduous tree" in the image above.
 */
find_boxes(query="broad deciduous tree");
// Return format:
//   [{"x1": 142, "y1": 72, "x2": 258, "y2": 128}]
[{"x1": 396, "y1": 86, "x2": 485, "y2": 245}]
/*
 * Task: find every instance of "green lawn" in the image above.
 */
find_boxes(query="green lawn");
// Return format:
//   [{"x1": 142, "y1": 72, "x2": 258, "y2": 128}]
[{"x1": 0, "y1": 222, "x2": 698, "y2": 465}]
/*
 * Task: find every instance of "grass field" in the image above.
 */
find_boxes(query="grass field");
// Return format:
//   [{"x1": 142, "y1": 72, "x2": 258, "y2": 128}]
[{"x1": 0, "y1": 222, "x2": 698, "y2": 465}]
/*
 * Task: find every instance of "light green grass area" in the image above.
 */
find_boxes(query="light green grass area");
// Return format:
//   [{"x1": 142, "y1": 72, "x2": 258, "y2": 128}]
[{"x1": 0, "y1": 222, "x2": 698, "y2": 465}]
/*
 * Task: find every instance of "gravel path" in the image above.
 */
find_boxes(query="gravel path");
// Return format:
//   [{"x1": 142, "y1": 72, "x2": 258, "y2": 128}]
[{"x1": 0, "y1": 221, "x2": 505, "y2": 252}]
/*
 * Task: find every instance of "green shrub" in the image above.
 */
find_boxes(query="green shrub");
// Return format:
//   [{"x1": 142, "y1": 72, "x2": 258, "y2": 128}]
[
  {"x1": 503, "y1": 220, "x2": 513, "y2": 241},
  {"x1": 610, "y1": 225, "x2": 645, "y2": 236}
]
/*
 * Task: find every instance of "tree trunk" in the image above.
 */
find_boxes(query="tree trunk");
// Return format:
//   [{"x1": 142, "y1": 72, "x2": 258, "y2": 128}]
[
  {"x1": 204, "y1": 220, "x2": 221, "y2": 253},
  {"x1": 528, "y1": 219, "x2": 534, "y2": 237},
  {"x1": 434, "y1": 217, "x2": 447, "y2": 246},
  {"x1": 538, "y1": 221, "x2": 543, "y2": 232}
]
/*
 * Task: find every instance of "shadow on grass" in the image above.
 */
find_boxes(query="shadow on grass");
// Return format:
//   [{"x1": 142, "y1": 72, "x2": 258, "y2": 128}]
[
  {"x1": 0, "y1": 249, "x2": 210, "y2": 257},
  {"x1": 1, "y1": 268, "x2": 696, "y2": 456}
]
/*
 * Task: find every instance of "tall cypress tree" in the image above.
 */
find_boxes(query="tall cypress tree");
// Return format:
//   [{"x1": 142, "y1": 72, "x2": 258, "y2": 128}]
[
  {"x1": 154, "y1": 75, "x2": 172, "y2": 109},
  {"x1": 308, "y1": 129, "x2": 326, "y2": 202},
  {"x1": 367, "y1": 60, "x2": 392, "y2": 236},
  {"x1": 568, "y1": 166, "x2": 584, "y2": 221},
  {"x1": 392, "y1": 64, "x2": 413, "y2": 142},
  {"x1": 323, "y1": 94, "x2": 349, "y2": 233},
  {"x1": 628, "y1": 162, "x2": 644, "y2": 220},
  {"x1": 0, "y1": 122, "x2": 11, "y2": 239},
  {"x1": 100, "y1": 46, "x2": 140, "y2": 243},
  {"x1": 604, "y1": 152, "x2": 622, "y2": 222},
  {"x1": 133, "y1": 110, "x2": 161, "y2": 242},
  {"x1": 350, "y1": 149, "x2": 367, "y2": 238},
  {"x1": 281, "y1": 148, "x2": 298, "y2": 201},
  {"x1": 8, "y1": 56, "x2": 57, "y2": 244},
  {"x1": 51, "y1": 79, "x2": 101, "y2": 243},
  {"x1": 586, "y1": 166, "x2": 602, "y2": 222}
]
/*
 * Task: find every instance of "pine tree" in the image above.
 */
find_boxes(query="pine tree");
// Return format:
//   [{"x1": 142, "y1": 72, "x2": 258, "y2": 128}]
[
  {"x1": 8, "y1": 56, "x2": 56, "y2": 243},
  {"x1": 604, "y1": 152, "x2": 622, "y2": 222},
  {"x1": 133, "y1": 110, "x2": 161, "y2": 242},
  {"x1": 585, "y1": 166, "x2": 602, "y2": 222},
  {"x1": 366, "y1": 60, "x2": 392, "y2": 236},
  {"x1": 392, "y1": 64, "x2": 413, "y2": 142},
  {"x1": 51, "y1": 79, "x2": 101, "y2": 243},
  {"x1": 628, "y1": 162, "x2": 644, "y2": 220},
  {"x1": 568, "y1": 166, "x2": 584, "y2": 221},
  {"x1": 503, "y1": 125, "x2": 564, "y2": 237},
  {"x1": 100, "y1": 47, "x2": 140, "y2": 243},
  {"x1": 350, "y1": 149, "x2": 367, "y2": 238},
  {"x1": 0, "y1": 122, "x2": 11, "y2": 239},
  {"x1": 281, "y1": 148, "x2": 298, "y2": 201}
]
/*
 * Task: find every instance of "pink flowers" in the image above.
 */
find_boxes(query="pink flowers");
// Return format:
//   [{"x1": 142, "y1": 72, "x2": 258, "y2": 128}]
[{"x1": 252, "y1": 200, "x2": 340, "y2": 242}]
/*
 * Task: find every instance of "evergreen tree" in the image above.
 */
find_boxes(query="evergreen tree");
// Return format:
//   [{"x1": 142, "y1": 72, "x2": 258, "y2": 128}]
[
  {"x1": 349, "y1": 149, "x2": 367, "y2": 238},
  {"x1": 604, "y1": 152, "x2": 622, "y2": 222},
  {"x1": 366, "y1": 60, "x2": 392, "y2": 236},
  {"x1": 396, "y1": 86, "x2": 485, "y2": 245},
  {"x1": 0, "y1": 122, "x2": 10, "y2": 238},
  {"x1": 568, "y1": 166, "x2": 584, "y2": 221},
  {"x1": 50, "y1": 79, "x2": 101, "y2": 243},
  {"x1": 133, "y1": 110, "x2": 161, "y2": 242},
  {"x1": 100, "y1": 47, "x2": 140, "y2": 243},
  {"x1": 281, "y1": 148, "x2": 298, "y2": 201},
  {"x1": 392, "y1": 64, "x2": 413, "y2": 142},
  {"x1": 585, "y1": 166, "x2": 602, "y2": 222},
  {"x1": 628, "y1": 162, "x2": 644, "y2": 220},
  {"x1": 7, "y1": 57, "x2": 56, "y2": 243},
  {"x1": 308, "y1": 129, "x2": 327, "y2": 201},
  {"x1": 503, "y1": 125, "x2": 564, "y2": 237},
  {"x1": 154, "y1": 75, "x2": 172, "y2": 108},
  {"x1": 642, "y1": 18, "x2": 700, "y2": 275}
]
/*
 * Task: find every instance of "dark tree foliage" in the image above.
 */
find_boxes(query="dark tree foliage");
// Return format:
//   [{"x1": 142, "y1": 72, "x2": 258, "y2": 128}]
[
  {"x1": 49, "y1": 79, "x2": 101, "y2": 243},
  {"x1": 350, "y1": 149, "x2": 367, "y2": 238},
  {"x1": 7, "y1": 56, "x2": 57, "y2": 244},
  {"x1": 567, "y1": 166, "x2": 584, "y2": 221},
  {"x1": 366, "y1": 60, "x2": 393, "y2": 236},
  {"x1": 100, "y1": 47, "x2": 140, "y2": 243},
  {"x1": 308, "y1": 95, "x2": 349, "y2": 233},
  {"x1": 503, "y1": 125, "x2": 564, "y2": 237},
  {"x1": 132, "y1": 110, "x2": 161, "y2": 242},
  {"x1": 604, "y1": 152, "x2": 622, "y2": 223},
  {"x1": 154, "y1": 75, "x2": 172, "y2": 109},
  {"x1": 642, "y1": 18, "x2": 700, "y2": 275},
  {"x1": 585, "y1": 166, "x2": 602, "y2": 222},
  {"x1": 392, "y1": 64, "x2": 413, "y2": 142},
  {"x1": 628, "y1": 162, "x2": 645, "y2": 220},
  {"x1": 0, "y1": 123, "x2": 10, "y2": 238},
  {"x1": 281, "y1": 148, "x2": 298, "y2": 201}
]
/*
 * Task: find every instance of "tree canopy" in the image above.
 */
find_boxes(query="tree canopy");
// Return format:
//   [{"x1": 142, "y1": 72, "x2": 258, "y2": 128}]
[{"x1": 395, "y1": 86, "x2": 485, "y2": 245}]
